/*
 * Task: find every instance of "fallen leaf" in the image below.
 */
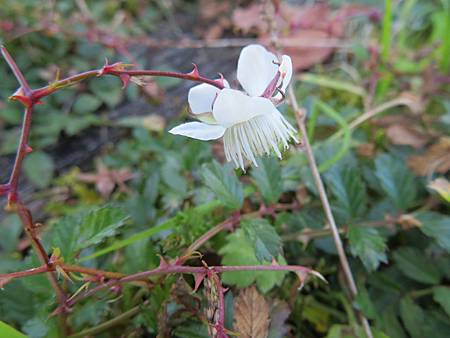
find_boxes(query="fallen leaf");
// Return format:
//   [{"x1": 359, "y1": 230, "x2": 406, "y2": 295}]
[
  {"x1": 234, "y1": 286, "x2": 270, "y2": 338},
  {"x1": 199, "y1": 0, "x2": 232, "y2": 39},
  {"x1": 77, "y1": 162, "x2": 134, "y2": 198},
  {"x1": 428, "y1": 177, "x2": 450, "y2": 203},
  {"x1": 385, "y1": 124, "x2": 429, "y2": 148},
  {"x1": 283, "y1": 30, "x2": 335, "y2": 71},
  {"x1": 142, "y1": 114, "x2": 166, "y2": 132},
  {"x1": 232, "y1": 3, "x2": 266, "y2": 34},
  {"x1": 356, "y1": 143, "x2": 376, "y2": 157},
  {"x1": 408, "y1": 137, "x2": 450, "y2": 176}
]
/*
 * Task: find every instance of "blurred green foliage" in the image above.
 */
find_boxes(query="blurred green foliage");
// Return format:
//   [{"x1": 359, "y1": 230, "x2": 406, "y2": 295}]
[{"x1": 1, "y1": 0, "x2": 449, "y2": 337}]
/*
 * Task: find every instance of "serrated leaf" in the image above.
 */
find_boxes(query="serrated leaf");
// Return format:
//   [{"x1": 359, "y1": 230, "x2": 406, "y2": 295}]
[
  {"x1": 0, "y1": 321, "x2": 27, "y2": 338},
  {"x1": 234, "y1": 286, "x2": 270, "y2": 338},
  {"x1": 374, "y1": 154, "x2": 417, "y2": 210},
  {"x1": 50, "y1": 205, "x2": 129, "y2": 262},
  {"x1": 242, "y1": 218, "x2": 282, "y2": 263},
  {"x1": 433, "y1": 286, "x2": 450, "y2": 318},
  {"x1": 201, "y1": 161, "x2": 243, "y2": 210},
  {"x1": 251, "y1": 156, "x2": 283, "y2": 204},
  {"x1": 23, "y1": 151, "x2": 55, "y2": 188},
  {"x1": 416, "y1": 212, "x2": 450, "y2": 253},
  {"x1": 77, "y1": 205, "x2": 129, "y2": 248},
  {"x1": 393, "y1": 247, "x2": 441, "y2": 284},
  {"x1": 348, "y1": 225, "x2": 387, "y2": 271},
  {"x1": 399, "y1": 297, "x2": 425, "y2": 338},
  {"x1": 325, "y1": 165, "x2": 368, "y2": 222},
  {"x1": 219, "y1": 229, "x2": 286, "y2": 293}
]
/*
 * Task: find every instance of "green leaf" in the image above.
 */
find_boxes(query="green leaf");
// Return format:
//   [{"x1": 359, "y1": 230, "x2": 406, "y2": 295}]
[
  {"x1": 0, "y1": 215, "x2": 22, "y2": 253},
  {"x1": 50, "y1": 205, "x2": 129, "y2": 262},
  {"x1": 64, "y1": 115, "x2": 102, "y2": 136},
  {"x1": 416, "y1": 212, "x2": 450, "y2": 253},
  {"x1": 23, "y1": 151, "x2": 55, "y2": 188},
  {"x1": 79, "y1": 200, "x2": 222, "y2": 262},
  {"x1": 393, "y1": 247, "x2": 441, "y2": 284},
  {"x1": 0, "y1": 321, "x2": 27, "y2": 338},
  {"x1": 314, "y1": 100, "x2": 352, "y2": 173},
  {"x1": 433, "y1": 286, "x2": 450, "y2": 318},
  {"x1": 89, "y1": 77, "x2": 123, "y2": 107},
  {"x1": 219, "y1": 229, "x2": 286, "y2": 293},
  {"x1": 0, "y1": 281, "x2": 35, "y2": 324},
  {"x1": 374, "y1": 154, "x2": 417, "y2": 210},
  {"x1": 380, "y1": 304, "x2": 408, "y2": 338},
  {"x1": 399, "y1": 297, "x2": 425, "y2": 338},
  {"x1": 242, "y1": 218, "x2": 282, "y2": 263},
  {"x1": 325, "y1": 166, "x2": 368, "y2": 222},
  {"x1": 299, "y1": 73, "x2": 367, "y2": 97},
  {"x1": 348, "y1": 226, "x2": 387, "y2": 271},
  {"x1": 251, "y1": 156, "x2": 283, "y2": 204},
  {"x1": 22, "y1": 317, "x2": 48, "y2": 338},
  {"x1": 72, "y1": 93, "x2": 102, "y2": 114},
  {"x1": 77, "y1": 206, "x2": 129, "y2": 248},
  {"x1": 201, "y1": 161, "x2": 243, "y2": 210}
]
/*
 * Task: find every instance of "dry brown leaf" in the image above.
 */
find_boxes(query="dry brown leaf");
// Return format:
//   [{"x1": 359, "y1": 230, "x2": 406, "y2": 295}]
[
  {"x1": 232, "y1": 3, "x2": 266, "y2": 34},
  {"x1": 385, "y1": 124, "x2": 429, "y2": 149},
  {"x1": 408, "y1": 137, "x2": 450, "y2": 176},
  {"x1": 78, "y1": 162, "x2": 134, "y2": 198},
  {"x1": 234, "y1": 286, "x2": 270, "y2": 338},
  {"x1": 142, "y1": 114, "x2": 166, "y2": 132},
  {"x1": 356, "y1": 143, "x2": 376, "y2": 157},
  {"x1": 284, "y1": 30, "x2": 335, "y2": 71}
]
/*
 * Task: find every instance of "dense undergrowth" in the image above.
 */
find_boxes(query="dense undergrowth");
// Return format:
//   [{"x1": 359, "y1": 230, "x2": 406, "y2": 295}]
[{"x1": 1, "y1": 1, "x2": 449, "y2": 337}]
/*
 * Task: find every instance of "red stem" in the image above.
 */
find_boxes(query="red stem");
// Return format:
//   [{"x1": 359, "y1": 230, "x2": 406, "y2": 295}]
[
  {"x1": 30, "y1": 68, "x2": 224, "y2": 102},
  {"x1": 7, "y1": 106, "x2": 33, "y2": 202},
  {"x1": 65, "y1": 263, "x2": 314, "y2": 308}
]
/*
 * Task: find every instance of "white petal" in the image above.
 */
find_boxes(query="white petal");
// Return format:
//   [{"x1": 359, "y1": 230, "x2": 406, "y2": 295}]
[
  {"x1": 169, "y1": 122, "x2": 225, "y2": 140},
  {"x1": 237, "y1": 44, "x2": 278, "y2": 97},
  {"x1": 188, "y1": 80, "x2": 229, "y2": 114},
  {"x1": 223, "y1": 110, "x2": 298, "y2": 170},
  {"x1": 279, "y1": 55, "x2": 292, "y2": 92},
  {"x1": 212, "y1": 88, "x2": 275, "y2": 128},
  {"x1": 274, "y1": 55, "x2": 293, "y2": 101}
]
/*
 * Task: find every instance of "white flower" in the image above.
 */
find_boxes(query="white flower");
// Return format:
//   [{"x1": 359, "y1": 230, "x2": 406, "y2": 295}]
[{"x1": 169, "y1": 44, "x2": 297, "y2": 170}]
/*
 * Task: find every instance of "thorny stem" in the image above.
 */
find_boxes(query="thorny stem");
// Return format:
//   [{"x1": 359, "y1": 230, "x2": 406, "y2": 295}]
[
  {"x1": 1, "y1": 46, "x2": 71, "y2": 335},
  {"x1": 31, "y1": 67, "x2": 224, "y2": 102},
  {"x1": 64, "y1": 263, "x2": 317, "y2": 309}
]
